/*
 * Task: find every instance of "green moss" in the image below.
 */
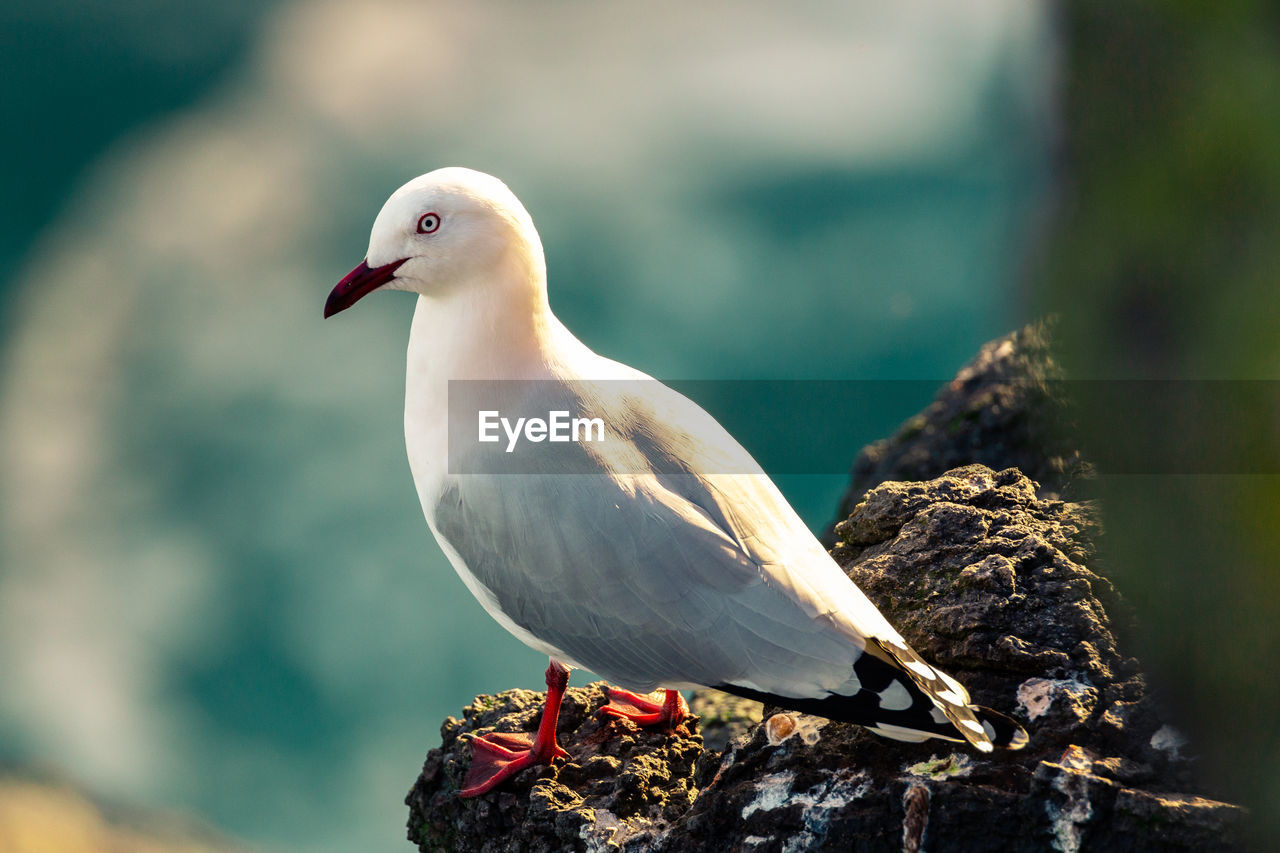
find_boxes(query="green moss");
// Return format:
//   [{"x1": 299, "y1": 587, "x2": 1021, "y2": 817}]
[
  {"x1": 897, "y1": 415, "x2": 927, "y2": 441},
  {"x1": 470, "y1": 694, "x2": 499, "y2": 713}
]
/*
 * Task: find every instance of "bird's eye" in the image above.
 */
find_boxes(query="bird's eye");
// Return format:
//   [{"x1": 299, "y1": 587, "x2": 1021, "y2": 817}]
[{"x1": 416, "y1": 212, "x2": 441, "y2": 234}]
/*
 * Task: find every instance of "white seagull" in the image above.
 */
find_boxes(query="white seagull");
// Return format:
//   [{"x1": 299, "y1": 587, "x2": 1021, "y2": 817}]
[{"x1": 324, "y1": 168, "x2": 1026, "y2": 796}]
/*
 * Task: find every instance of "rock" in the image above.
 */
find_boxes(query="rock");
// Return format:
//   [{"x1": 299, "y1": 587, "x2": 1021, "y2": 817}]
[
  {"x1": 405, "y1": 326, "x2": 1248, "y2": 851},
  {"x1": 830, "y1": 467, "x2": 1123, "y2": 734},
  {"x1": 825, "y1": 321, "x2": 1088, "y2": 546},
  {"x1": 405, "y1": 683, "x2": 703, "y2": 853}
]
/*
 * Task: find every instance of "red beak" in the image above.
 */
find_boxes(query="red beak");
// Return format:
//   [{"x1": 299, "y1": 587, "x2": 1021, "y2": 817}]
[{"x1": 324, "y1": 257, "x2": 408, "y2": 318}]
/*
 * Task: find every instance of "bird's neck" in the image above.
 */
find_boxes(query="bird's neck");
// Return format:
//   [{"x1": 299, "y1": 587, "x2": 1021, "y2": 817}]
[
  {"x1": 403, "y1": 265, "x2": 588, "y2": 505},
  {"x1": 406, "y1": 267, "x2": 563, "y2": 383}
]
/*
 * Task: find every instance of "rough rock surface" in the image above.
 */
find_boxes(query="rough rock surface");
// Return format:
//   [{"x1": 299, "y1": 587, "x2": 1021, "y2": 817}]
[
  {"x1": 826, "y1": 321, "x2": 1088, "y2": 545},
  {"x1": 406, "y1": 683, "x2": 704, "y2": 853}
]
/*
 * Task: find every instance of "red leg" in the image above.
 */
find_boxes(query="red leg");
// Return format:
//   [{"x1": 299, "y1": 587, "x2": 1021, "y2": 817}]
[
  {"x1": 599, "y1": 687, "x2": 688, "y2": 730},
  {"x1": 460, "y1": 660, "x2": 571, "y2": 797}
]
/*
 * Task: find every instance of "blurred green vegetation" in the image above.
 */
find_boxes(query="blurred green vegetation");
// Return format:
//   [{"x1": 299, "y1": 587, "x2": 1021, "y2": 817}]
[{"x1": 1041, "y1": 1, "x2": 1280, "y2": 844}]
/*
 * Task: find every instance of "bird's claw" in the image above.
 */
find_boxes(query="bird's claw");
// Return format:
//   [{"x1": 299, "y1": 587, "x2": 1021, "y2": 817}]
[
  {"x1": 459, "y1": 731, "x2": 568, "y2": 797},
  {"x1": 599, "y1": 687, "x2": 688, "y2": 730}
]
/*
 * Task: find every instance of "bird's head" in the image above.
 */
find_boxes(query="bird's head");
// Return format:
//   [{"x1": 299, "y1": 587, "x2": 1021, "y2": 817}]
[{"x1": 324, "y1": 167, "x2": 545, "y2": 318}]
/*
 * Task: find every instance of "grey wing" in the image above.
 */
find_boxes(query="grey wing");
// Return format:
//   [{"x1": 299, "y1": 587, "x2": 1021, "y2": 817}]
[{"x1": 432, "y1": 469, "x2": 869, "y2": 695}]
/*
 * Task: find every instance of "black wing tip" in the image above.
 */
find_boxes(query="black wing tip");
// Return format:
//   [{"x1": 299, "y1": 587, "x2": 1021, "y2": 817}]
[
  {"x1": 868, "y1": 639, "x2": 1029, "y2": 752},
  {"x1": 973, "y1": 705, "x2": 1030, "y2": 751},
  {"x1": 711, "y1": 683, "x2": 1029, "y2": 752},
  {"x1": 714, "y1": 680, "x2": 964, "y2": 744}
]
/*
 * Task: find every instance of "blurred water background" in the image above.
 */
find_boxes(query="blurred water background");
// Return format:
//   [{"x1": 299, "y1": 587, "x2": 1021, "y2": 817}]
[{"x1": 0, "y1": 1, "x2": 1055, "y2": 849}]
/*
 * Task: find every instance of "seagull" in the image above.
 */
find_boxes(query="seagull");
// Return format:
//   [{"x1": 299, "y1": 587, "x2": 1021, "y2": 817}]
[{"x1": 324, "y1": 168, "x2": 1027, "y2": 796}]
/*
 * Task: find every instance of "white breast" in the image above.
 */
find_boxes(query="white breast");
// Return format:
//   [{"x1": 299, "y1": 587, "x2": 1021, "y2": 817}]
[{"x1": 403, "y1": 295, "x2": 589, "y2": 667}]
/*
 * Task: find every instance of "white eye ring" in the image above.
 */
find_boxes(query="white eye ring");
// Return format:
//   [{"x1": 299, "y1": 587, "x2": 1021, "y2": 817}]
[{"x1": 416, "y1": 212, "x2": 441, "y2": 234}]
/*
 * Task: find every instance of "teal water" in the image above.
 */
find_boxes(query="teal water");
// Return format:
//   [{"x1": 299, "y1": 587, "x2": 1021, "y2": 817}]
[{"x1": 0, "y1": 3, "x2": 1053, "y2": 850}]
